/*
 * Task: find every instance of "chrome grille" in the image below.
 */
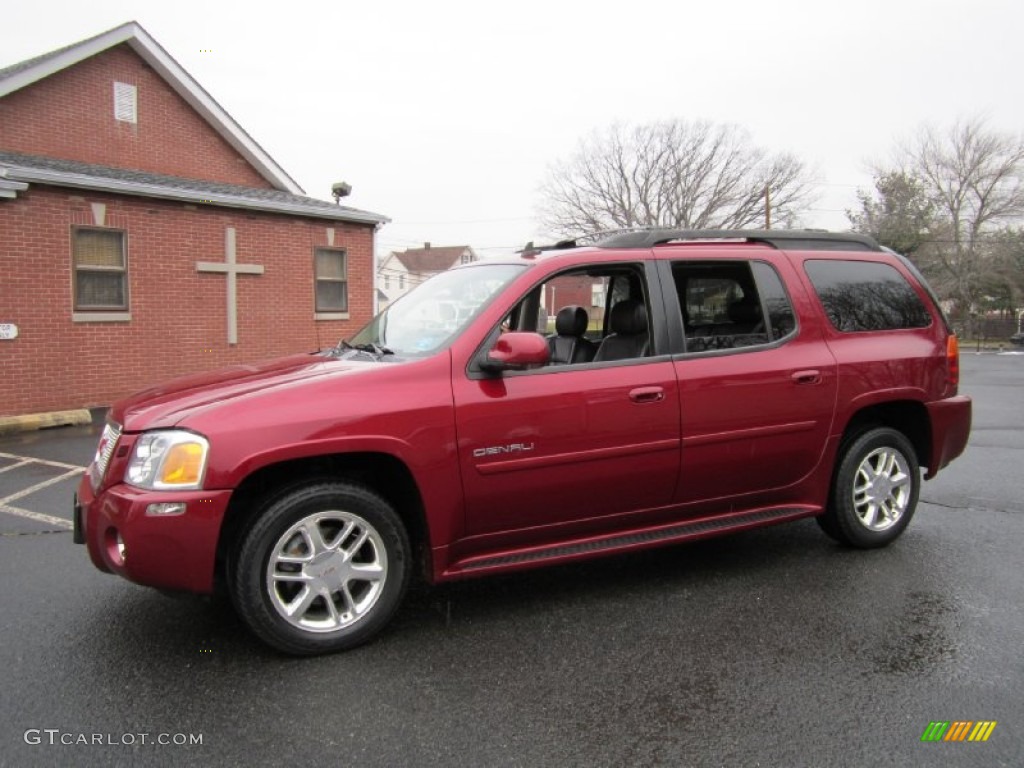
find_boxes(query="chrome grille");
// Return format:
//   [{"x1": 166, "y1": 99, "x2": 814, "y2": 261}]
[{"x1": 90, "y1": 422, "x2": 122, "y2": 490}]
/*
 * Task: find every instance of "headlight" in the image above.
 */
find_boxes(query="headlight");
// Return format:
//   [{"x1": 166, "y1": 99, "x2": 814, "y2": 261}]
[{"x1": 125, "y1": 431, "x2": 210, "y2": 490}]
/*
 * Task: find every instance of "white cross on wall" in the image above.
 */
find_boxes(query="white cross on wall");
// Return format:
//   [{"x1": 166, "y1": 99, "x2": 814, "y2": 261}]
[{"x1": 196, "y1": 227, "x2": 265, "y2": 345}]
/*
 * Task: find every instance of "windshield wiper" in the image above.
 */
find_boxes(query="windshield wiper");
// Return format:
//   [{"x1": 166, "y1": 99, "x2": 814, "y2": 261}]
[
  {"x1": 330, "y1": 340, "x2": 394, "y2": 359},
  {"x1": 355, "y1": 342, "x2": 394, "y2": 356}
]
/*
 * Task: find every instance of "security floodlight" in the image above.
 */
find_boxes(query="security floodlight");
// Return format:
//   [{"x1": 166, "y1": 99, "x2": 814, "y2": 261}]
[{"x1": 331, "y1": 182, "x2": 352, "y2": 203}]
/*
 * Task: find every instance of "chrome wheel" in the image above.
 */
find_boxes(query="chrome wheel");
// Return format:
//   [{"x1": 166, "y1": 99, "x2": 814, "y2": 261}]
[
  {"x1": 851, "y1": 447, "x2": 912, "y2": 532},
  {"x1": 266, "y1": 511, "x2": 387, "y2": 633},
  {"x1": 819, "y1": 426, "x2": 920, "y2": 549}
]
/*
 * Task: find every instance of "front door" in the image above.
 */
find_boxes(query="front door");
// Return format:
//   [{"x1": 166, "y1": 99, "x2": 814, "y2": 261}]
[
  {"x1": 452, "y1": 262, "x2": 681, "y2": 538},
  {"x1": 453, "y1": 361, "x2": 681, "y2": 536}
]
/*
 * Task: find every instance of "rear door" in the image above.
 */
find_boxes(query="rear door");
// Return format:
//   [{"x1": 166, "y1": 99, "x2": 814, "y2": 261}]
[{"x1": 665, "y1": 256, "x2": 837, "y2": 507}]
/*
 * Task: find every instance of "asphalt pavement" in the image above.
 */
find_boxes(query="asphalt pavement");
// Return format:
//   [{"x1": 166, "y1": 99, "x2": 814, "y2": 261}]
[{"x1": 0, "y1": 353, "x2": 1021, "y2": 767}]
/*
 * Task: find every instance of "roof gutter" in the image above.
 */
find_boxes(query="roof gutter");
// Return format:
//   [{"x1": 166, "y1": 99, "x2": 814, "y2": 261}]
[{"x1": 3, "y1": 165, "x2": 389, "y2": 225}]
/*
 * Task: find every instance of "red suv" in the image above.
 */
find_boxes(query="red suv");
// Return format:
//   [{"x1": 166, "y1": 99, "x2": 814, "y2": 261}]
[{"x1": 75, "y1": 229, "x2": 972, "y2": 655}]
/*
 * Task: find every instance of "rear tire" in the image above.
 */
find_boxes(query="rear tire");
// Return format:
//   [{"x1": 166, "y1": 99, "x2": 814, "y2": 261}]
[
  {"x1": 819, "y1": 427, "x2": 920, "y2": 549},
  {"x1": 232, "y1": 482, "x2": 410, "y2": 655}
]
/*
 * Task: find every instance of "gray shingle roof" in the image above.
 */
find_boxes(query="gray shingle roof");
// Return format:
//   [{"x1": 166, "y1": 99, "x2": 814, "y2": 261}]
[
  {"x1": 395, "y1": 245, "x2": 475, "y2": 274},
  {"x1": 0, "y1": 151, "x2": 388, "y2": 225}
]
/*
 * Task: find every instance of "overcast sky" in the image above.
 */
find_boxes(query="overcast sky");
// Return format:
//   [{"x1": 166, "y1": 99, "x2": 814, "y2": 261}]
[{"x1": 3, "y1": 0, "x2": 1022, "y2": 257}]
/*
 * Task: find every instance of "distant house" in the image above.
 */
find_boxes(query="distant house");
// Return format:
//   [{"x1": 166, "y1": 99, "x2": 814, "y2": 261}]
[
  {"x1": 0, "y1": 21, "x2": 387, "y2": 417},
  {"x1": 378, "y1": 243, "x2": 476, "y2": 307}
]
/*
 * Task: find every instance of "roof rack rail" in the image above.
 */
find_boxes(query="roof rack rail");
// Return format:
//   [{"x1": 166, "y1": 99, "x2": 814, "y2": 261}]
[
  {"x1": 594, "y1": 228, "x2": 882, "y2": 252},
  {"x1": 517, "y1": 239, "x2": 578, "y2": 259}
]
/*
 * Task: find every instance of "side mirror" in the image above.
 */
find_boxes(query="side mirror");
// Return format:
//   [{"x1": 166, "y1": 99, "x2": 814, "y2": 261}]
[{"x1": 481, "y1": 332, "x2": 550, "y2": 372}]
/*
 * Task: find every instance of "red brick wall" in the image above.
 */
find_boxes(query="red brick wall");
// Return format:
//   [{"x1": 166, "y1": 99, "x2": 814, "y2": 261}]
[
  {"x1": 544, "y1": 276, "x2": 600, "y2": 317},
  {"x1": 0, "y1": 185, "x2": 376, "y2": 416},
  {"x1": 0, "y1": 45, "x2": 273, "y2": 188}
]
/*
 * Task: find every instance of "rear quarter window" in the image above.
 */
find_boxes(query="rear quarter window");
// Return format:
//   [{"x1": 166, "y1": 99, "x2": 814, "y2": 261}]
[{"x1": 805, "y1": 260, "x2": 931, "y2": 332}]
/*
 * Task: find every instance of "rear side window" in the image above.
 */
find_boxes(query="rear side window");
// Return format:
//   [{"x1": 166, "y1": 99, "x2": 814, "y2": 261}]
[
  {"x1": 805, "y1": 260, "x2": 931, "y2": 332},
  {"x1": 672, "y1": 260, "x2": 795, "y2": 353}
]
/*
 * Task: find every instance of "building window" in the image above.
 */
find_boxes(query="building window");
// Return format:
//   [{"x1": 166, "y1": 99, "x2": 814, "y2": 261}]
[
  {"x1": 384, "y1": 274, "x2": 391, "y2": 290},
  {"x1": 314, "y1": 247, "x2": 348, "y2": 312},
  {"x1": 399, "y1": 274, "x2": 405, "y2": 290},
  {"x1": 73, "y1": 227, "x2": 128, "y2": 311},
  {"x1": 113, "y1": 82, "x2": 137, "y2": 124}
]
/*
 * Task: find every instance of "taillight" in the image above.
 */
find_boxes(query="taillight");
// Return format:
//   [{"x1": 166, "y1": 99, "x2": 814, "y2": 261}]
[{"x1": 946, "y1": 334, "x2": 960, "y2": 392}]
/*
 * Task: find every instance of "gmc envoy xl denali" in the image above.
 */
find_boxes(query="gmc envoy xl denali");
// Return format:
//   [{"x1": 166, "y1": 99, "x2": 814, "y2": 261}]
[{"x1": 75, "y1": 229, "x2": 972, "y2": 655}]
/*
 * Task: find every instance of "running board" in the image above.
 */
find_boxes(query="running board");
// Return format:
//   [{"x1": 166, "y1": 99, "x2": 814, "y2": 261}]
[{"x1": 450, "y1": 506, "x2": 815, "y2": 575}]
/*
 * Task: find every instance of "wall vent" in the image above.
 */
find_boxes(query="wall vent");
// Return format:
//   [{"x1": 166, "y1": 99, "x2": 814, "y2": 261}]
[{"x1": 113, "y1": 82, "x2": 137, "y2": 124}]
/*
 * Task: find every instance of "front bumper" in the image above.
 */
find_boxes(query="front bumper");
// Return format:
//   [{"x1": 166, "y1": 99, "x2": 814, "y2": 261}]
[{"x1": 75, "y1": 474, "x2": 231, "y2": 594}]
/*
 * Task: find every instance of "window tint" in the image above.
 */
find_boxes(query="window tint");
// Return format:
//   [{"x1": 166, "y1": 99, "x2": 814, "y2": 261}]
[{"x1": 805, "y1": 260, "x2": 930, "y2": 332}]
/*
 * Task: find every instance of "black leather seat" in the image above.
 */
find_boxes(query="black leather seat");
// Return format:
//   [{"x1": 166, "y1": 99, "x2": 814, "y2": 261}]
[
  {"x1": 593, "y1": 299, "x2": 649, "y2": 362},
  {"x1": 726, "y1": 295, "x2": 764, "y2": 333},
  {"x1": 548, "y1": 305, "x2": 596, "y2": 365}
]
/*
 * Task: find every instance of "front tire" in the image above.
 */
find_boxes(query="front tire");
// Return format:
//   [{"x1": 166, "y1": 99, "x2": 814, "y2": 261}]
[
  {"x1": 819, "y1": 427, "x2": 920, "y2": 549},
  {"x1": 232, "y1": 482, "x2": 410, "y2": 655}
]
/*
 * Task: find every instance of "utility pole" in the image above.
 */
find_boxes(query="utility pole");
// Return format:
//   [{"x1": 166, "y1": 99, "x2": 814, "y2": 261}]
[{"x1": 764, "y1": 185, "x2": 772, "y2": 230}]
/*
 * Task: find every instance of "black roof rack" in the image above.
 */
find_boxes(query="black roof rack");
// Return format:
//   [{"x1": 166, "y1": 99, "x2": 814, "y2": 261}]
[
  {"x1": 517, "y1": 239, "x2": 578, "y2": 258},
  {"x1": 594, "y1": 228, "x2": 882, "y2": 252}
]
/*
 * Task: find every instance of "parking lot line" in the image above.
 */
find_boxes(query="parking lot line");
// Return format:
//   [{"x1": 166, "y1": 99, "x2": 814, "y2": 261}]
[
  {"x1": 0, "y1": 451, "x2": 88, "y2": 472},
  {"x1": 0, "y1": 452, "x2": 87, "y2": 531},
  {"x1": 0, "y1": 468, "x2": 85, "y2": 508},
  {"x1": 0, "y1": 503, "x2": 71, "y2": 530},
  {"x1": 0, "y1": 460, "x2": 33, "y2": 474}
]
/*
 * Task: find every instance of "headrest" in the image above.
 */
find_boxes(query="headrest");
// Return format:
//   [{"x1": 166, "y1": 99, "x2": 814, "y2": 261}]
[
  {"x1": 728, "y1": 296, "x2": 761, "y2": 325},
  {"x1": 555, "y1": 305, "x2": 589, "y2": 337},
  {"x1": 609, "y1": 299, "x2": 648, "y2": 335}
]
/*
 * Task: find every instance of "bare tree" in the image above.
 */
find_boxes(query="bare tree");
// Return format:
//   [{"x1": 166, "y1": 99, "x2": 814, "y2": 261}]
[
  {"x1": 538, "y1": 120, "x2": 815, "y2": 238},
  {"x1": 887, "y1": 118, "x2": 1024, "y2": 324}
]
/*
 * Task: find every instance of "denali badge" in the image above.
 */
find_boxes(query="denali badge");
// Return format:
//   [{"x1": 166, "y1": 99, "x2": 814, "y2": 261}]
[{"x1": 473, "y1": 442, "x2": 535, "y2": 458}]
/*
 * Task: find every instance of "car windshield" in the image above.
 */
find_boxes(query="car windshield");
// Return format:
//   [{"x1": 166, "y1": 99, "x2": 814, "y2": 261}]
[{"x1": 347, "y1": 262, "x2": 527, "y2": 357}]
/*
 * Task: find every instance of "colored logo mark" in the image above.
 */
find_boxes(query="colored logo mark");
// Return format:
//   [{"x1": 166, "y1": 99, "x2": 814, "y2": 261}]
[{"x1": 921, "y1": 721, "x2": 997, "y2": 742}]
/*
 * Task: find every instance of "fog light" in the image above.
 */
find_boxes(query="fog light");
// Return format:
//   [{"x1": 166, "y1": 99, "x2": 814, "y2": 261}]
[
  {"x1": 146, "y1": 502, "x2": 187, "y2": 516},
  {"x1": 105, "y1": 528, "x2": 126, "y2": 566}
]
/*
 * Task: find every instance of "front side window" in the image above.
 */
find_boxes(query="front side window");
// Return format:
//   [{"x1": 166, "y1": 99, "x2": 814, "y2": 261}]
[
  {"x1": 73, "y1": 227, "x2": 128, "y2": 311},
  {"x1": 314, "y1": 248, "x2": 347, "y2": 312},
  {"x1": 805, "y1": 259, "x2": 931, "y2": 332},
  {"x1": 500, "y1": 264, "x2": 653, "y2": 367}
]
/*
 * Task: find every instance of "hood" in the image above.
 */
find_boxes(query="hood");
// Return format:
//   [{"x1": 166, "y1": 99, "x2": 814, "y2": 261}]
[{"x1": 111, "y1": 353, "x2": 382, "y2": 431}]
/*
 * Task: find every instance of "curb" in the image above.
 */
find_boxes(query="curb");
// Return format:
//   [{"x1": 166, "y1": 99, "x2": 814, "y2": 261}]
[{"x1": 0, "y1": 409, "x2": 94, "y2": 436}]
